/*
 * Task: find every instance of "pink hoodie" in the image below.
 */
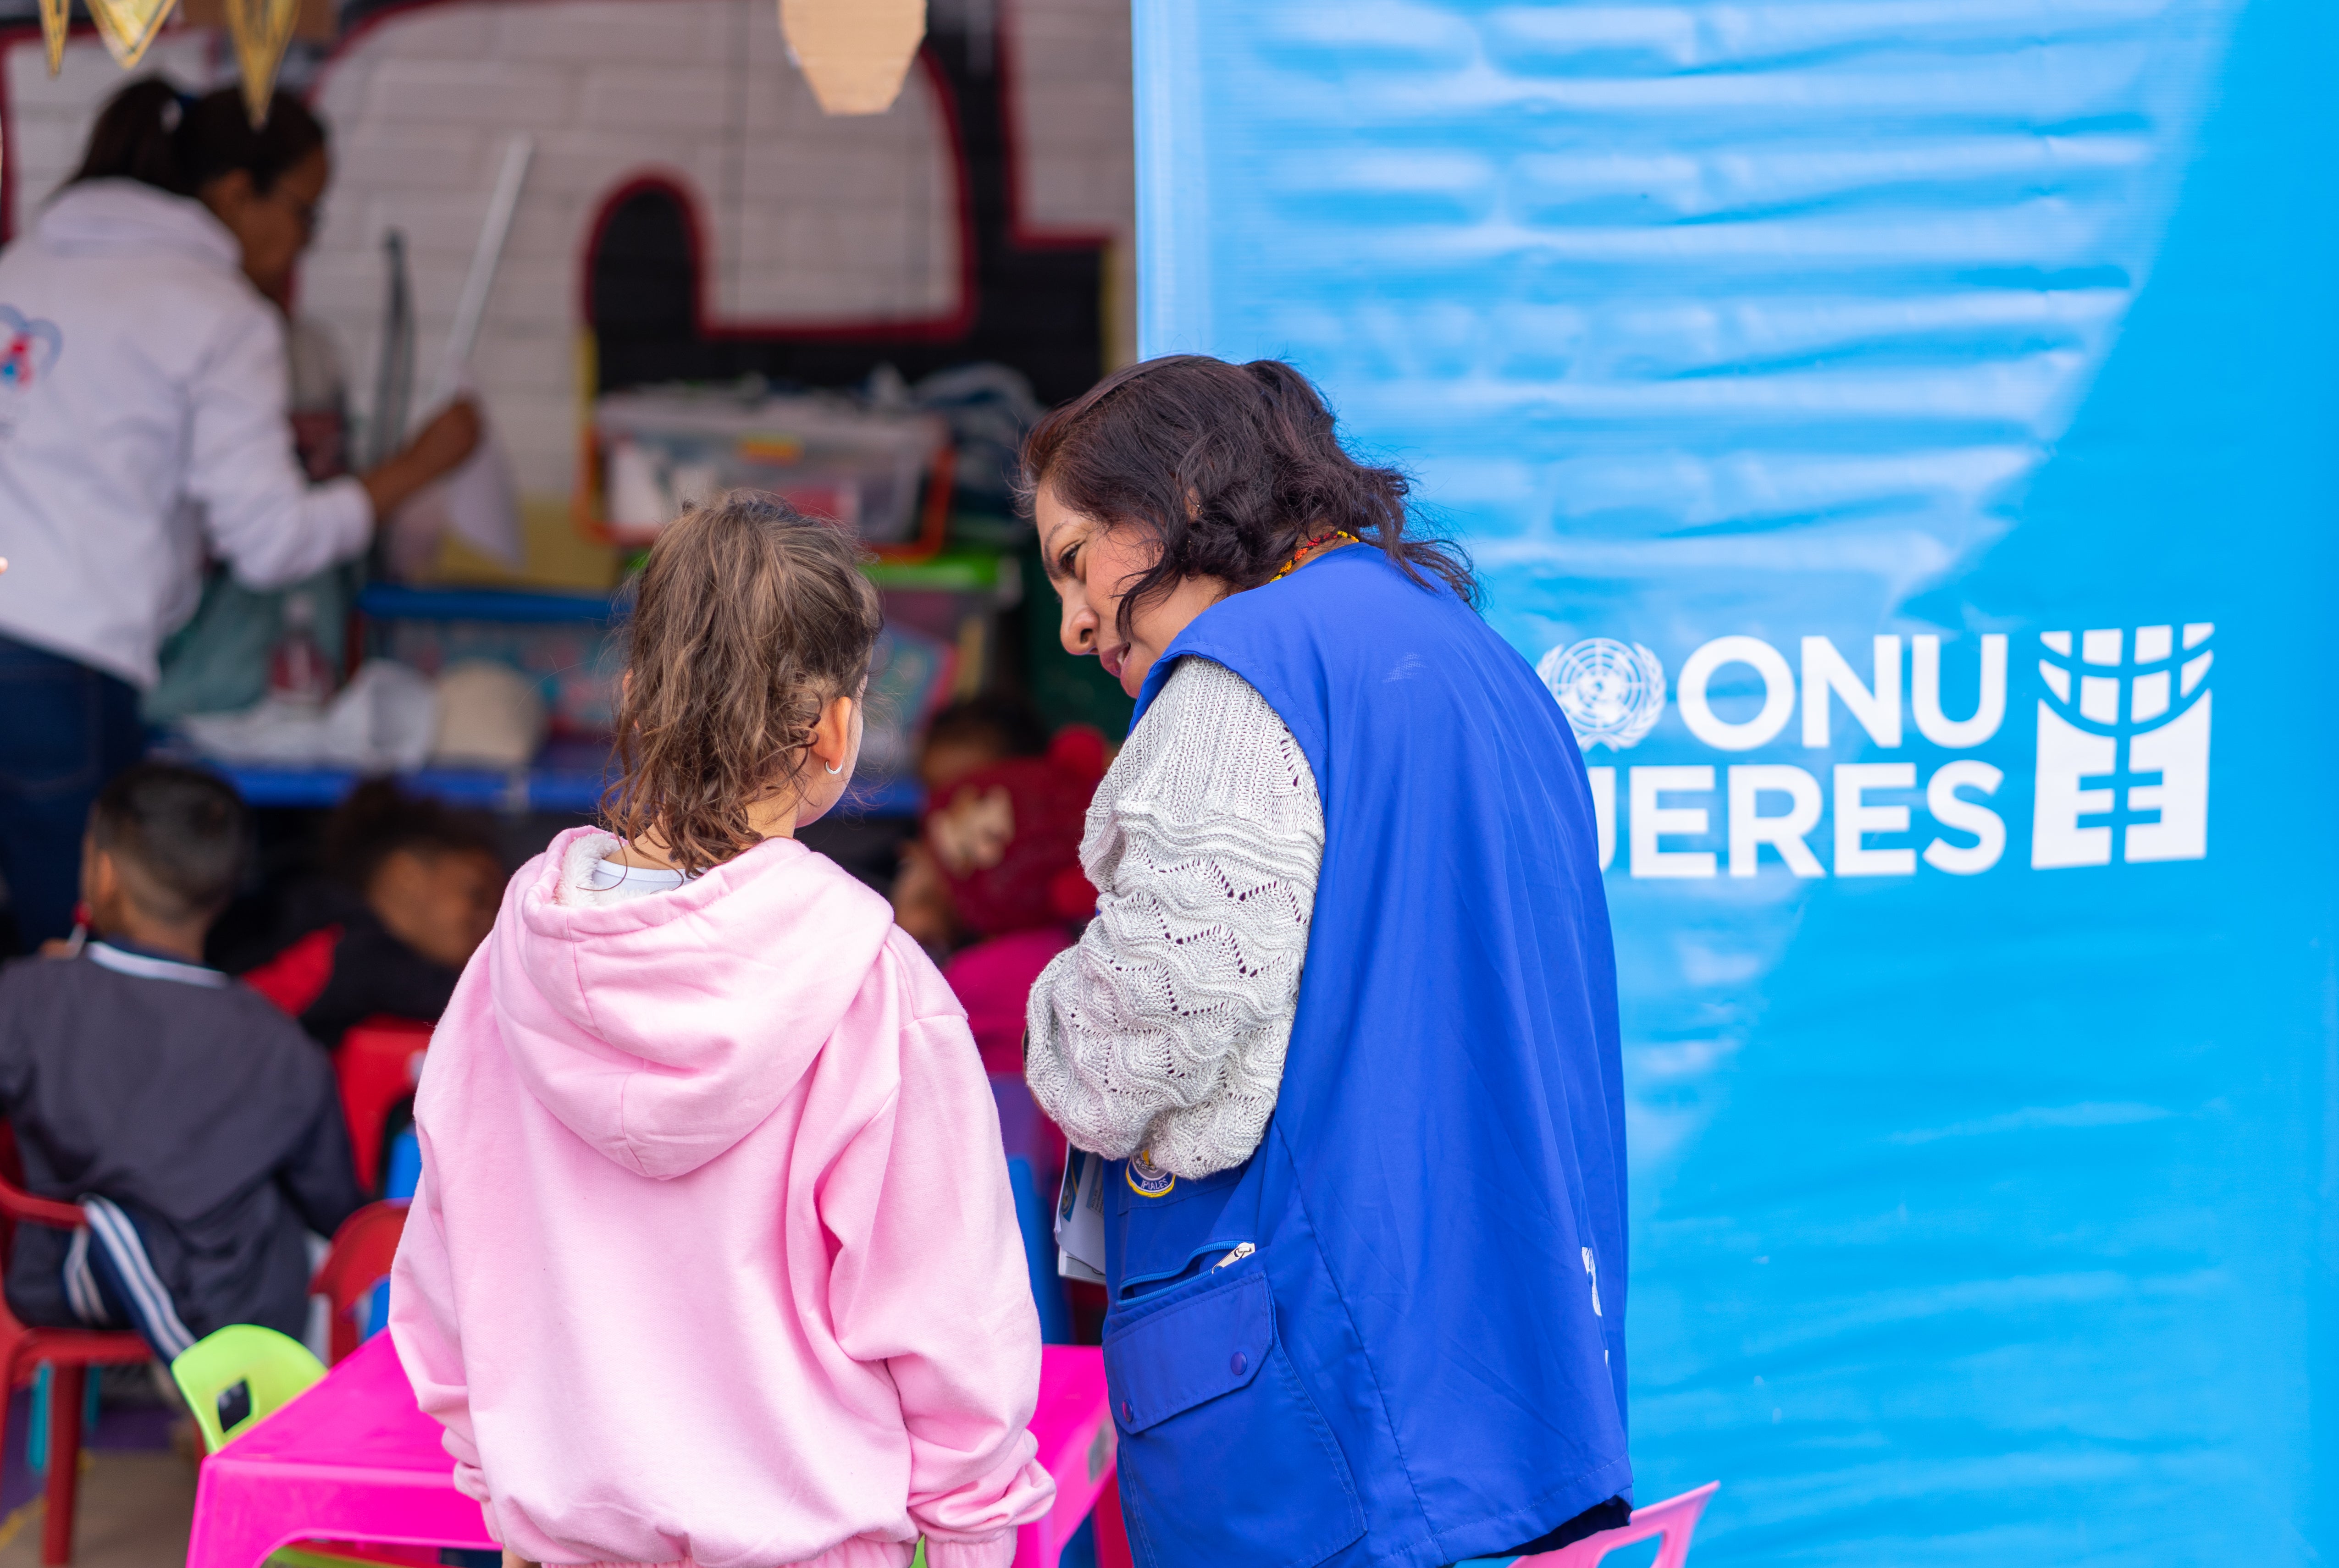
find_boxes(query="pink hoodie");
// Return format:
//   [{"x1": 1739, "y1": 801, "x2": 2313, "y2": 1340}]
[{"x1": 390, "y1": 828, "x2": 1055, "y2": 1568}]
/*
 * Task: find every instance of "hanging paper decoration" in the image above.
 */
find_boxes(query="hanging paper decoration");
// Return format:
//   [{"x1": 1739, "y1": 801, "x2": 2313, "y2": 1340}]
[
  {"x1": 86, "y1": 0, "x2": 179, "y2": 69},
  {"x1": 778, "y1": 0, "x2": 925, "y2": 116},
  {"x1": 224, "y1": 0, "x2": 300, "y2": 126},
  {"x1": 37, "y1": 0, "x2": 68, "y2": 77}
]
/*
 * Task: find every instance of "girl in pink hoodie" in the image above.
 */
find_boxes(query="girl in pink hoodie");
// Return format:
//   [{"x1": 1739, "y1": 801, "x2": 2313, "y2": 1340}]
[{"x1": 389, "y1": 494, "x2": 1056, "y2": 1568}]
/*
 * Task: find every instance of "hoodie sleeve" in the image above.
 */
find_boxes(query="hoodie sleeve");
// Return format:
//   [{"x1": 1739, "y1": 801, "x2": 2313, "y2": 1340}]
[
  {"x1": 387, "y1": 1123, "x2": 493, "y2": 1516},
  {"x1": 822, "y1": 996, "x2": 1056, "y2": 1568},
  {"x1": 187, "y1": 297, "x2": 371, "y2": 591}
]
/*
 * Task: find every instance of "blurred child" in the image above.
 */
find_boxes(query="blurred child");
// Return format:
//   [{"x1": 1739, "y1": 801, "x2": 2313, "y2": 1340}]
[
  {"x1": 923, "y1": 731, "x2": 1106, "y2": 1074},
  {"x1": 242, "y1": 781, "x2": 503, "y2": 1045},
  {"x1": 391, "y1": 493, "x2": 1052, "y2": 1568},
  {"x1": 0, "y1": 762, "x2": 364, "y2": 1355},
  {"x1": 918, "y1": 696, "x2": 1049, "y2": 795},
  {"x1": 891, "y1": 696, "x2": 1050, "y2": 951}
]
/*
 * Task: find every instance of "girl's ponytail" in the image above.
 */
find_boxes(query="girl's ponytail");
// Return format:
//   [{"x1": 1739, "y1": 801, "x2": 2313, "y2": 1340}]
[
  {"x1": 67, "y1": 76, "x2": 326, "y2": 200},
  {"x1": 69, "y1": 76, "x2": 193, "y2": 195}
]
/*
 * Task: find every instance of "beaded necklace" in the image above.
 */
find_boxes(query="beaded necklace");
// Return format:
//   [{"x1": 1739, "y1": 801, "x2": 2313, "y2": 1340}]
[{"x1": 1272, "y1": 529, "x2": 1360, "y2": 581}]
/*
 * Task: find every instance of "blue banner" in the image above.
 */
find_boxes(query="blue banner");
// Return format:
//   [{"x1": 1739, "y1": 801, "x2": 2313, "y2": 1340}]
[{"x1": 1132, "y1": 2, "x2": 2339, "y2": 1562}]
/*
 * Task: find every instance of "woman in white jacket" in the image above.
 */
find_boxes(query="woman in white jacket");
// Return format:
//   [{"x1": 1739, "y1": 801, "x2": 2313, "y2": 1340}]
[{"x1": 0, "y1": 79, "x2": 477, "y2": 950}]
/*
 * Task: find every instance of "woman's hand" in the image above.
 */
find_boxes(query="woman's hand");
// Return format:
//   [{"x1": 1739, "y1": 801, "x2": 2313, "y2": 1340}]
[{"x1": 361, "y1": 398, "x2": 485, "y2": 521}]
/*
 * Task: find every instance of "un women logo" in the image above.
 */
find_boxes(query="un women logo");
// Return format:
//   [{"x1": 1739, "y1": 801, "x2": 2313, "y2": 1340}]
[
  {"x1": 2031, "y1": 623, "x2": 2211, "y2": 867},
  {"x1": 1539, "y1": 639, "x2": 1668, "y2": 751}
]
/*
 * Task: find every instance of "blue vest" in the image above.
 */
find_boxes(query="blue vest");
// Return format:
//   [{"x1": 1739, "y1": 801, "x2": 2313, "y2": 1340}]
[{"x1": 1098, "y1": 548, "x2": 1631, "y2": 1568}]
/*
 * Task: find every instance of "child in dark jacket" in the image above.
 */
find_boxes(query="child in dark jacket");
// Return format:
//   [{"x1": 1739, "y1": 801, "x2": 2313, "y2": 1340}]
[
  {"x1": 242, "y1": 781, "x2": 503, "y2": 1047},
  {"x1": 0, "y1": 762, "x2": 364, "y2": 1355}
]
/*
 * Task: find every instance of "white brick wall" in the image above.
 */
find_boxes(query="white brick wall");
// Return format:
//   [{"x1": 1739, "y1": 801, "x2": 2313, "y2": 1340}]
[
  {"x1": 0, "y1": 0, "x2": 1136, "y2": 503},
  {"x1": 305, "y1": 0, "x2": 963, "y2": 496},
  {"x1": 1006, "y1": 0, "x2": 1134, "y2": 363}
]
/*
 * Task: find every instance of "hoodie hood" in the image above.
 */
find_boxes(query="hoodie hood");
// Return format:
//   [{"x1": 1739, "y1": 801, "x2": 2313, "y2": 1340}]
[
  {"x1": 488, "y1": 827, "x2": 896, "y2": 1179},
  {"x1": 38, "y1": 179, "x2": 241, "y2": 272}
]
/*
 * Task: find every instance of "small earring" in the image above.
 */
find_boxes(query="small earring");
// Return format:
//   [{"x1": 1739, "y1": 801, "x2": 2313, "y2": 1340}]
[{"x1": 825, "y1": 759, "x2": 844, "y2": 775}]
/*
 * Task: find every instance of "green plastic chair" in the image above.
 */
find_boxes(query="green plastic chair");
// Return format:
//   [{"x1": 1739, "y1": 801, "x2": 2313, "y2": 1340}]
[
  {"x1": 170, "y1": 1324, "x2": 326, "y2": 1453},
  {"x1": 175, "y1": 1329, "x2": 406, "y2": 1568}
]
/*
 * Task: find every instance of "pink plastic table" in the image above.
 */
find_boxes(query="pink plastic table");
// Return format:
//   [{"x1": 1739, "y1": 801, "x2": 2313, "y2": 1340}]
[
  {"x1": 1518, "y1": 1483, "x2": 1720, "y2": 1568},
  {"x1": 185, "y1": 1334, "x2": 1114, "y2": 1568}
]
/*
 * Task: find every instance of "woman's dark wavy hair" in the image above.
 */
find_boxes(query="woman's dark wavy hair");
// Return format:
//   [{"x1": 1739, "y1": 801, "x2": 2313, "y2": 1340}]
[
  {"x1": 1017, "y1": 355, "x2": 1476, "y2": 638},
  {"x1": 69, "y1": 77, "x2": 326, "y2": 199}
]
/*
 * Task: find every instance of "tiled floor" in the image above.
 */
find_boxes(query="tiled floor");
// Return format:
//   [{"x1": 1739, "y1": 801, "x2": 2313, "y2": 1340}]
[
  {"x1": 0, "y1": 1373, "x2": 197, "y2": 1568},
  {"x1": 0, "y1": 1451, "x2": 196, "y2": 1568}
]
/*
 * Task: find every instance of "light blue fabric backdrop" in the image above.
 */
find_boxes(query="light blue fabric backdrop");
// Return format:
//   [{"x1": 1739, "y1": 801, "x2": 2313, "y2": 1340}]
[{"x1": 1129, "y1": 2, "x2": 2339, "y2": 1562}]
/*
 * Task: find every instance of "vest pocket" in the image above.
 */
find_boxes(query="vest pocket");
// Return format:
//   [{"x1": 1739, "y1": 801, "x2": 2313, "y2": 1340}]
[{"x1": 1102, "y1": 1269, "x2": 1367, "y2": 1568}]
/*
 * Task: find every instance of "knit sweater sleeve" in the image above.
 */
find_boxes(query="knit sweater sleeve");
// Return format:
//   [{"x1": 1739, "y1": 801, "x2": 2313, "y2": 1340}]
[{"x1": 1023, "y1": 657, "x2": 1324, "y2": 1179}]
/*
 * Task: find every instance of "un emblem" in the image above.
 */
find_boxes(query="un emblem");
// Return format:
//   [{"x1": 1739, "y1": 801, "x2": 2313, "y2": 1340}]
[{"x1": 1538, "y1": 639, "x2": 1668, "y2": 751}]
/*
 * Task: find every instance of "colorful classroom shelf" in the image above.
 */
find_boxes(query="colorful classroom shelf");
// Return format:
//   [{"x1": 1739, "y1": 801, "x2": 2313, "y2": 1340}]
[
  {"x1": 218, "y1": 758, "x2": 923, "y2": 818},
  {"x1": 211, "y1": 573, "x2": 957, "y2": 819},
  {"x1": 355, "y1": 584, "x2": 618, "y2": 623},
  {"x1": 353, "y1": 549, "x2": 1011, "y2": 627},
  {"x1": 215, "y1": 761, "x2": 603, "y2": 814}
]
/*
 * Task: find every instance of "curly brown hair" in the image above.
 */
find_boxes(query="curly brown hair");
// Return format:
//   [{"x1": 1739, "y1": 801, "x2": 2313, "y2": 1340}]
[
  {"x1": 1018, "y1": 355, "x2": 1476, "y2": 641},
  {"x1": 602, "y1": 492, "x2": 883, "y2": 874}
]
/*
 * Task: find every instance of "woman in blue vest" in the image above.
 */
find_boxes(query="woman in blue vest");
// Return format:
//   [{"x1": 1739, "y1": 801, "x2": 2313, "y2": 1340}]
[{"x1": 1023, "y1": 356, "x2": 1631, "y2": 1568}]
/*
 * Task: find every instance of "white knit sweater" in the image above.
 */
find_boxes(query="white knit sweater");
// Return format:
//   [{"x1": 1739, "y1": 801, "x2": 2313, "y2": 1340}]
[{"x1": 1023, "y1": 657, "x2": 1324, "y2": 1179}]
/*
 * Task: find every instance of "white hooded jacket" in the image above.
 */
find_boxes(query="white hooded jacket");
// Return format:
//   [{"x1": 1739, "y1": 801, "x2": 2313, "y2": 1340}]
[{"x1": 0, "y1": 179, "x2": 370, "y2": 688}]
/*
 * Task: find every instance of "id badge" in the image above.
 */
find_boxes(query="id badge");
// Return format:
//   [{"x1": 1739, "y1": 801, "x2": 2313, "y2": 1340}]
[{"x1": 1055, "y1": 1148, "x2": 1109, "y2": 1284}]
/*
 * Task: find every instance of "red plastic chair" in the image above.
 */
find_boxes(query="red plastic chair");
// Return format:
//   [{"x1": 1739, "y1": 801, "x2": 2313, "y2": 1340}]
[
  {"x1": 335, "y1": 1020, "x2": 433, "y2": 1191},
  {"x1": 1517, "y1": 1483, "x2": 1720, "y2": 1568},
  {"x1": 310, "y1": 1203, "x2": 410, "y2": 1366},
  {"x1": 0, "y1": 1129, "x2": 153, "y2": 1566}
]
